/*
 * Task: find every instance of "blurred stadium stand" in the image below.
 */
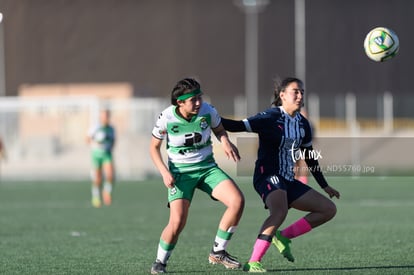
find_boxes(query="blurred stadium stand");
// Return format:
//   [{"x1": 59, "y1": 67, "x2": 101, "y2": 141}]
[{"x1": 0, "y1": 0, "x2": 413, "y2": 181}]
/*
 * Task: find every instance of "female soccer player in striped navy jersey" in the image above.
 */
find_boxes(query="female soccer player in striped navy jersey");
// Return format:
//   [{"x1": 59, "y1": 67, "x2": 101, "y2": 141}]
[
  {"x1": 221, "y1": 77, "x2": 340, "y2": 273},
  {"x1": 149, "y1": 78, "x2": 245, "y2": 274}
]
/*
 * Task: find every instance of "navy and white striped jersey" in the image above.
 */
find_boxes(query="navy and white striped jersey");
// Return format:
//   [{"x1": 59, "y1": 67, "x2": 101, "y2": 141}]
[{"x1": 242, "y1": 106, "x2": 312, "y2": 182}]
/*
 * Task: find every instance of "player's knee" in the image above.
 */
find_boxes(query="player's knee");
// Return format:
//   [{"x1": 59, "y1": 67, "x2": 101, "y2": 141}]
[
  {"x1": 223, "y1": 190, "x2": 245, "y2": 212},
  {"x1": 273, "y1": 209, "x2": 288, "y2": 221},
  {"x1": 269, "y1": 207, "x2": 288, "y2": 222},
  {"x1": 226, "y1": 198, "x2": 244, "y2": 218},
  {"x1": 324, "y1": 201, "x2": 337, "y2": 221},
  {"x1": 234, "y1": 193, "x2": 245, "y2": 211}
]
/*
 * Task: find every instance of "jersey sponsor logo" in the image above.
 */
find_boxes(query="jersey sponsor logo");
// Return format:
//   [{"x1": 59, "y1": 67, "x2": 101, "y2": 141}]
[
  {"x1": 184, "y1": 132, "x2": 202, "y2": 147},
  {"x1": 154, "y1": 125, "x2": 166, "y2": 136},
  {"x1": 171, "y1": 125, "x2": 179, "y2": 133}
]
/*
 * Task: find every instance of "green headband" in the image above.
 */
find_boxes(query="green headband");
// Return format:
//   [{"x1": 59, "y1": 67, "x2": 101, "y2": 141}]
[{"x1": 177, "y1": 89, "x2": 202, "y2": 101}]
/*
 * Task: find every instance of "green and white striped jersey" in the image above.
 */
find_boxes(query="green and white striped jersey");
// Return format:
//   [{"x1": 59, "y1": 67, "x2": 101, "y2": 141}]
[{"x1": 152, "y1": 102, "x2": 221, "y2": 173}]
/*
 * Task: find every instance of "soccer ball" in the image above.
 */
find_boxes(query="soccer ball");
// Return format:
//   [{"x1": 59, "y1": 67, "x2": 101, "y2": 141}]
[{"x1": 363, "y1": 27, "x2": 399, "y2": 62}]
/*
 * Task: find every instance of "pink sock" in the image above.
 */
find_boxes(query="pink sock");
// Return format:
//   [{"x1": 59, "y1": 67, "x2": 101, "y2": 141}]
[
  {"x1": 281, "y1": 217, "x2": 312, "y2": 239},
  {"x1": 249, "y1": 239, "x2": 271, "y2": 262}
]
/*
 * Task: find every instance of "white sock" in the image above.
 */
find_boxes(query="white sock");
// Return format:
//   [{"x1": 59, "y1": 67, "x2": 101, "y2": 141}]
[
  {"x1": 213, "y1": 226, "x2": 238, "y2": 252},
  {"x1": 103, "y1": 182, "x2": 112, "y2": 193},
  {"x1": 157, "y1": 244, "x2": 172, "y2": 264},
  {"x1": 92, "y1": 186, "x2": 100, "y2": 198}
]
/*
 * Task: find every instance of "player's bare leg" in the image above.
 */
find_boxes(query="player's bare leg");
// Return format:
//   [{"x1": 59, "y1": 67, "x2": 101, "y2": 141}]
[
  {"x1": 91, "y1": 168, "x2": 102, "y2": 208},
  {"x1": 209, "y1": 180, "x2": 244, "y2": 269},
  {"x1": 102, "y1": 162, "x2": 114, "y2": 205},
  {"x1": 152, "y1": 199, "x2": 190, "y2": 274},
  {"x1": 290, "y1": 189, "x2": 337, "y2": 228},
  {"x1": 244, "y1": 189, "x2": 288, "y2": 272},
  {"x1": 273, "y1": 189, "x2": 337, "y2": 262}
]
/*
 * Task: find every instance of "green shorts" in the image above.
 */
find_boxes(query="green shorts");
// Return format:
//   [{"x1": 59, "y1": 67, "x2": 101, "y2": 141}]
[
  {"x1": 168, "y1": 166, "x2": 232, "y2": 203},
  {"x1": 91, "y1": 150, "x2": 113, "y2": 168}
]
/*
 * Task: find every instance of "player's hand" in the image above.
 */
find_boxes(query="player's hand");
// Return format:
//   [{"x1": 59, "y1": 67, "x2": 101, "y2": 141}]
[
  {"x1": 223, "y1": 141, "x2": 241, "y2": 162},
  {"x1": 323, "y1": 186, "x2": 340, "y2": 199},
  {"x1": 162, "y1": 171, "x2": 175, "y2": 189}
]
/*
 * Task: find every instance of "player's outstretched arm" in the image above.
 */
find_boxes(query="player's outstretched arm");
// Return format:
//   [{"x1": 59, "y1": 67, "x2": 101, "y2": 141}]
[{"x1": 220, "y1": 117, "x2": 247, "y2": 132}]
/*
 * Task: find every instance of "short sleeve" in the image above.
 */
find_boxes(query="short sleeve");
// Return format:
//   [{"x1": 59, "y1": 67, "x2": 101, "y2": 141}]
[
  {"x1": 151, "y1": 112, "x2": 167, "y2": 140},
  {"x1": 246, "y1": 111, "x2": 273, "y2": 133},
  {"x1": 208, "y1": 104, "x2": 221, "y2": 129}
]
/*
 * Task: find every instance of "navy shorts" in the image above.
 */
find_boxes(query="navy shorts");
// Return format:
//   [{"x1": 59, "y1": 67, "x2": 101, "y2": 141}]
[{"x1": 254, "y1": 175, "x2": 311, "y2": 207}]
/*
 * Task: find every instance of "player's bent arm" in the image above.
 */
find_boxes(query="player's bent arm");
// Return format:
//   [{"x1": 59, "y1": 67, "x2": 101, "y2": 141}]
[
  {"x1": 149, "y1": 136, "x2": 175, "y2": 188},
  {"x1": 212, "y1": 123, "x2": 230, "y2": 141},
  {"x1": 212, "y1": 123, "x2": 240, "y2": 162},
  {"x1": 303, "y1": 145, "x2": 340, "y2": 199},
  {"x1": 302, "y1": 145, "x2": 328, "y2": 189}
]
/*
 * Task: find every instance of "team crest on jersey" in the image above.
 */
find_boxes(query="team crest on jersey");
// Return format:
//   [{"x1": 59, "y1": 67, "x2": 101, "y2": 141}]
[{"x1": 200, "y1": 118, "x2": 208, "y2": 130}]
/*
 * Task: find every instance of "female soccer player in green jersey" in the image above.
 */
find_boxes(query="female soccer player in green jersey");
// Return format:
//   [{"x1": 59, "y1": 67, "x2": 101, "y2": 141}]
[
  {"x1": 150, "y1": 78, "x2": 245, "y2": 274},
  {"x1": 86, "y1": 109, "x2": 116, "y2": 208}
]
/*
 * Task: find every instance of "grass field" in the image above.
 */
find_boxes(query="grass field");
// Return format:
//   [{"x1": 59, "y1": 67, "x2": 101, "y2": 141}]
[{"x1": 1, "y1": 176, "x2": 413, "y2": 274}]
